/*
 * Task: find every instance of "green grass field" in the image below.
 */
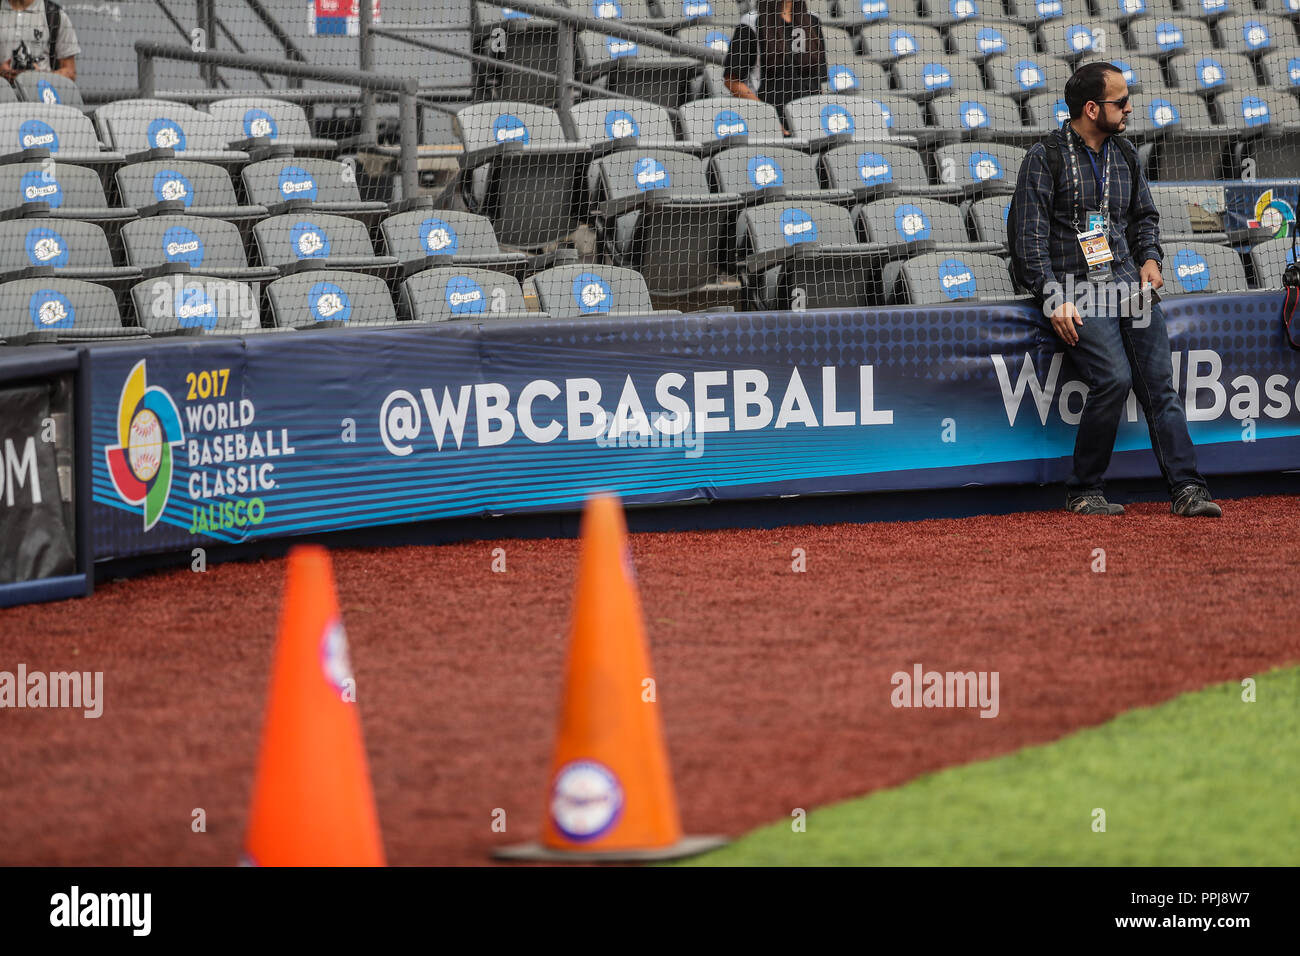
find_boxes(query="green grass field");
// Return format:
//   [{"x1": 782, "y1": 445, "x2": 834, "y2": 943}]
[{"x1": 679, "y1": 667, "x2": 1300, "y2": 866}]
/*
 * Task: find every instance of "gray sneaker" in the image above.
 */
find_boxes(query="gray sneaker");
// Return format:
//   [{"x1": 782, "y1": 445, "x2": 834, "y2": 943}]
[
  {"x1": 1067, "y1": 493, "x2": 1125, "y2": 515},
  {"x1": 1171, "y1": 483, "x2": 1222, "y2": 517}
]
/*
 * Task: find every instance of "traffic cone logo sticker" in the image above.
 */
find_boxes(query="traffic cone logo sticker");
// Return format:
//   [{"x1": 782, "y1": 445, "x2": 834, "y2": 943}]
[
  {"x1": 550, "y1": 760, "x2": 624, "y2": 842},
  {"x1": 320, "y1": 619, "x2": 353, "y2": 696}
]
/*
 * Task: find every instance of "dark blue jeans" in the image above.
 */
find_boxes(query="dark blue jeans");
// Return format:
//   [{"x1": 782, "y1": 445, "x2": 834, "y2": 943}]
[{"x1": 1059, "y1": 272, "x2": 1208, "y2": 498}]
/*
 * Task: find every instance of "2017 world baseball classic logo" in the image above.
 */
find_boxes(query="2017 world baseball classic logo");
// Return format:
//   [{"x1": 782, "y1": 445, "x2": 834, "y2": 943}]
[{"x1": 105, "y1": 360, "x2": 186, "y2": 531}]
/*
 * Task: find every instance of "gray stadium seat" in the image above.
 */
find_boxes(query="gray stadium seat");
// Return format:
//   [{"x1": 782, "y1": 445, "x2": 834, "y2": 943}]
[
  {"x1": 130, "y1": 275, "x2": 268, "y2": 336},
  {"x1": 1249, "y1": 236, "x2": 1297, "y2": 288},
  {"x1": 1260, "y1": 50, "x2": 1300, "y2": 90},
  {"x1": 569, "y1": 97, "x2": 695, "y2": 158},
  {"x1": 929, "y1": 93, "x2": 1031, "y2": 146},
  {"x1": 856, "y1": 194, "x2": 999, "y2": 259},
  {"x1": 968, "y1": 195, "x2": 1012, "y2": 247},
  {"x1": 1078, "y1": 54, "x2": 1166, "y2": 95},
  {"x1": 0, "y1": 278, "x2": 143, "y2": 345},
  {"x1": 1149, "y1": 185, "x2": 1230, "y2": 244},
  {"x1": 455, "y1": 101, "x2": 594, "y2": 249},
  {"x1": 892, "y1": 55, "x2": 984, "y2": 101},
  {"x1": 1214, "y1": 89, "x2": 1300, "y2": 136},
  {"x1": 1167, "y1": 51, "x2": 1258, "y2": 95},
  {"x1": 121, "y1": 216, "x2": 280, "y2": 284},
  {"x1": 656, "y1": 0, "x2": 746, "y2": 27},
  {"x1": 1094, "y1": 0, "x2": 1179, "y2": 25},
  {"x1": 265, "y1": 270, "x2": 400, "y2": 328},
  {"x1": 13, "y1": 73, "x2": 86, "y2": 112},
  {"x1": 1179, "y1": 0, "x2": 1241, "y2": 22},
  {"x1": 948, "y1": 20, "x2": 1039, "y2": 62},
  {"x1": 1024, "y1": 92, "x2": 1072, "y2": 133},
  {"x1": 784, "y1": 93, "x2": 923, "y2": 149},
  {"x1": 1161, "y1": 241, "x2": 1250, "y2": 294},
  {"x1": 0, "y1": 161, "x2": 136, "y2": 227},
  {"x1": 527, "y1": 262, "x2": 681, "y2": 317},
  {"x1": 738, "y1": 199, "x2": 887, "y2": 309},
  {"x1": 115, "y1": 160, "x2": 269, "y2": 228},
  {"x1": 676, "y1": 23, "x2": 735, "y2": 59},
  {"x1": 379, "y1": 208, "x2": 576, "y2": 279},
  {"x1": 578, "y1": 31, "x2": 700, "y2": 110},
  {"x1": 99, "y1": 101, "x2": 251, "y2": 166},
  {"x1": 932, "y1": 143, "x2": 1026, "y2": 197},
  {"x1": 898, "y1": 251, "x2": 1021, "y2": 304},
  {"x1": 0, "y1": 218, "x2": 141, "y2": 290},
  {"x1": 592, "y1": 147, "x2": 744, "y2": 297},
  {"x1": 821, "y1": 30, "x2": 891, "y2": 94},
  {"x1": 1128, "y1": 18, "x2": 1215, "y2": 59},
  {"x1": 207, "y1": 98, "x2": 340, "y2": 159},
  {"x1": 0, "y1": 103, "x2": 124, "y2": 169},
  {"x1": 400, "y1": 266, "x2": 539, "y2": 322},
  {"x1": 984, "y1": 54, "x2": 1074, "y2": 101},
  {"x1": 709, "y1": 145, "x2": 856, "y2": 207},
  {"x1": 1036, "y1": 17, "x2": 1113, "y2": 61},
  {"x1": 1126, "y1": 91, "x2": 1234, "y2": 179},
  {"x1": 1003, "y1": 0, "x2": 1091, "y2": 26},
  {"x1": 472, "y1": 3, "x2": 573, "y2": 106},
  {"x1": 857, "y1": 23, "x2": 946, "y2": 64},
  {"x1": 240, "y1": 157, "x2": 389, "y2": 226},
  {"x1": 916, "y1": 0, "x2": 988, "y2": 30},
  {"x1": 253, "y1": 213, "x2": 399, "y2": 281},
  {"x1": 678, "y1": 97, "x2": 807, "y2": 154},
  {"x1": 1217, "y1": 15, "x2": 1299, "y2": 58},
  {"x1": 821, "y1": 142, "x2": 964, "y2": 200}
]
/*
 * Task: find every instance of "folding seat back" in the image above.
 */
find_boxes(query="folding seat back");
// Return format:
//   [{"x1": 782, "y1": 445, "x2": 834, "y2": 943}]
[
  {"x1": 1128, "y1": 17, "x2": 1215, "y2": 59},
  {"x1": 710, "y1": 145, "x2": 845, "y2": 202},
  {"x1": 784, "y1": 93, "x2": 907, "y2": 146},
  {"x1": 1168, "y1": 52, "x2": 1261, "y2": 93},
  {"x1": 917, "y1": 0, "x2": 987, "y2": 29},
  {"x1": 930, "y1": 93, "x2": 1027, "y2": 141},
  {"x1": 822, "y1": 142, "x2": 961, "y2": 200},
  {"x1": 1126, "y1": 91, "x2": 1221, "y2": 136},
  {"x1": 578, "y1": 31, "x2": 699, "y2": 109},
  {"x1": 1249, "y1": 236, "x2": 1297, "y2": 289},
  {"x1": 254, "y1": 213, "x2": 382, "y2": 267},
  {"x1": 984, "y1": 54, "x2": 1074, "y2": 99},
  {"x1": 857, "y1": 194, "x2": 975, "y2": 254},
  {"x1": 528, "y1": 263, "x2": 670, "y2": 317},
  {"x1": 969, "y1": 195, "x2": 1012, "y2": 245},
  {"x1": 1036, "y1": 17, "x2": 1116, "y2": 60},
  {"x1": 207, "y1": 97, "x2": 337, "y2": 154},
  {"x1": 121, "y1": 216, "x2": 279, "y2": 283},
  {"x1": 657, "y1": 0, "x2": 733, "y2": 24},
  {"x1": 892, "y1": 55, "x2": 984, "y2": 100},
  {"x1": 1260, "y1": 0, "x2": 1300, "y2": 19},
  {"x1": 0, "y1": 161, "x2": 124, "y2": 218},
  {"x1": 1180, "y1": 0, "x2": 1241, "y2": 20},
  {"x1": 676, "y1": 24, "x2": 735, "y2": 59},
  {"x1": 1024, "y1": 92, "x2": 1072, "y2": 132},
  {"x1": 1218, "y1": 15, "x2": 1298, "y2": 57},
  {"x1": 1094, "y1": 0, "x2": 1178, "y2": 24},
  {"x1": 858, "y1": 23, "x2": 946, "y2": 64},
  {"x1": 1260, "y1": 50, "x2": 1300, "y2": 90},
  {"x1": 678, "y1": 97, "x2": 792, "y2": 150},
  {"x1": 400, "y1": 267, "x2": 535, "y2": 321},
  {"x1": 1078, "y1": 54, "x2": 1169, "y2": 94},
  {"x1": 822, "y1": 31, "x2": 890, "y2": 94},
  {"x1": 0, "y1": 278, "x2": 131, "y2": 343},
  {"x1": 0, "y1": 218, "x2": 137, "y2": 286},
  {"x1": 1162, "y1": 242, "x2": 1249, "y2": 294},
  {"x1": 115, "y1": 159, "x2": 261, "y2": 220},
  {"x1": 102, "y1": 102, "x2": 246, "y2": 161},
  {"x1": 381, "y1": 209, "x2": 506, "y2": 265},
  {"x1": 14, "y1": 72, "x2": 85, "y2": 111},
  {"x1": 948, "y1": 21, "x2": 1038, "y2": 62},
  {"x1": 0, "y1": 103, "x2": 111, "y2": 159},
  {"x1": 240, "y1": 157, "x2": 387, "y2": 225},
  {"x1": 265, "y1": 270, "x2": 398, "y2": 327},
  {"x1": 900, "y1": 251, "x2": 1018, "y2": 303},
  {"x1": 932, "y1": 143, "x2": 1027, "y2": 197},
  {"x1": 131, "y1": 274, "x2": 263, "y2": 334},
  {"x1": 1214, "y1": 89, "x2": 1299, "y2": 135},
  {"x1": 569, "y1": 96, "x2": 682, "y2": 151},
  {"x1": 1003, "y1": 0, "x2": 1091, "y2": 23}
]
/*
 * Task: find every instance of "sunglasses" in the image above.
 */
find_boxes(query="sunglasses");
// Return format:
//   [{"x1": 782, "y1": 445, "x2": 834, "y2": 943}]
[{"x1": 1094, "y1": 95, "x2": 1131, "y2": 110}]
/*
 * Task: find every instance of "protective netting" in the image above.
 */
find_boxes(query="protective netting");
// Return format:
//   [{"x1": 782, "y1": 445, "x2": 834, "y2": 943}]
[{"x1": 1, "y1": 0, "x2": 1297, "y2": 343}]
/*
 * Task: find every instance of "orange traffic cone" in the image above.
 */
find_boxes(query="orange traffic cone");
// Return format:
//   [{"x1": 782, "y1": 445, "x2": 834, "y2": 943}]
[
  {"x1": 495, "y1": 494, "x2": 725, "y2": 862},
  {"x1": 242, "y1": 545, "x2": 385, "y2": 866}
]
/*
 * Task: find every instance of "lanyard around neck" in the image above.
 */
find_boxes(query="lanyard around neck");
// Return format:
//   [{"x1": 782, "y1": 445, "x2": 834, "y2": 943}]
[{"x1": 1065, "y1": 132, "x2": 1111, "y2": 235}]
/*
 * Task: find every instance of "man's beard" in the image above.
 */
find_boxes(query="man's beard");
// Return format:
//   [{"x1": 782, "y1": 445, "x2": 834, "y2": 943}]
[{"x1": 1099, "y1": 113, "x2": 1127, "y2": 135}]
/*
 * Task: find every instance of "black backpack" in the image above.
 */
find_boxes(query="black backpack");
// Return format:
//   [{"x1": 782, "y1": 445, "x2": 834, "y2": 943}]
[
  {"x1": 1007, "y1": 132, "x2": 1141, "y2": 292},
  {"x1": 45, "y1": 0, "x2": 64, "y2": 71}
]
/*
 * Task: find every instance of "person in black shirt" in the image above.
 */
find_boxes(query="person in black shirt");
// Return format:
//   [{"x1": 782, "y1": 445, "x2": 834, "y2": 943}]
[{"x1": 722, "y1": 0, "x2": 826, "y2": 119}]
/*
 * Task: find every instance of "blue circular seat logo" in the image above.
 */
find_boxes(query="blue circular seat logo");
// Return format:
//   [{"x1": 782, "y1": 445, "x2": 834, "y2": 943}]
[
  {"x1": 938, "y1": 258, "x2": 977, "y2": 299},
  {"x1": 604, "y1": 109, "x2": 639, "y2": 140},
  {"x1": 1288, "y1": 57, "x2": 1300, "y2": 86},
  {"x1": 607, "y1": 36, "x2": 638, "y2": 58},
  {"x1": 25, "y1": 226, "x2": 68, "y2": 268},
  {"x1": 747, "y1": 154, "x2": 784, "y2": 189},
  {"x1": 1016, "y1": 59, "x2": 1044, "y2": 90},
  {"x1": 1196, "y1": 57, "x2": 1225, "y2": 88},
  {"x1": 922, "y1": 62, "x2": 952, "y2": 90},
  {"x1": 148, "y1": 118, "x2": 186, "y2": 151},
  {"x1": 36, "y1": 80, "x2": 60, "y2": 105},
  {"x1": 20, "y1": 169, "x2": 61, "y2": 207},
  {"x1": 162, "y1": 225, "x2": 205, "y2": 267},
  {"x1": 593, "y1": 0, "x2": 622, "y2": 17},
  {"x1": 820, "y1": 104, "x2": 855, "y2": 136},
  {"x1": 309, "y1": 281, "x2": 351, "y2": 322},
  {"x1": 950, "y1": 0, "x2": 977, "y2": 19},
  {"x1": 828, "y1": 65, "x2": 859, "y2": 91},
  {"x1": 445, "y1": 275, "x2": 486, "y2": 314},
  {"x1": 18, "y1": 119, "x2": 58, "y2": 152},
  {"x1": 29, "y1": 288, "x2": 74, "y2": 328},
  {"x1": 1067, "y1": 24, "x2": 1095, "y2": 53},
  {"x1": 857, "y1": 152, "x2": 893, "y2": 185},
  {"x1": 1172, "y1": 248, "x2": 1210, "y2": 292},
  {"x1": 684, "y1": 1, "x2": 713, "y2": 17},
  {"x1": 1036, "y1": 0, "x2": 1062, "y2": 17},
  {"x1": 977, "y1": 28, "x2": 1006, "y2": 54},
  {"x1": 1053, "y1": 99, "x2": 1069, "y2": 126},
  {"x1": 175, "y1": 284, "x2": 218, "y2": 329},
  {"x1": 290, "y1": 221, "x2": 330, "y2": 259},
  {"x1": 895, "y1": 203, "x2": 931, "y2": 240},
  {"x1": 152, "y1": 170, "x2": 194, "y2": 206},
  {"x1": 1150, "y1": 98, "x2": 1180, "y2": 128},
  {"x1": 420, "y1": 218, "x2": 459, "y2": 255},
  {"x1": 1119, "y1": 0, "x2": 1145, "y2": 14},
  {"x1": 890, "y1": 30, "x2": 917, "y2": 57},
  {"x1": 1243, "y1": 21, "x2": 1270, "y2": 51},
  {"x1": 1002, "y1": 201, "x2": 1010, "y2": 222},
  {"x1": 492, "y1": 113, "x2": 530, "y2": 144},
  {"x1": 779, "y1": 207, "x2": 818, "y2": 245},
  {"x1": 960, "y1": 101, "x2": 990, "y2": 129},
  {"x1": 713, "y1": 109, "x2": 748, "y2": 138},
  {"x1": 243, "y1": 108, "x2": 279, "y2": 140},
  {"x1": 572, "y1": 271, "x2": 612, "y2": 313},
  {"x1": 705, "y1": 31, "x2": 729, "y2": 53},
  {"x1": 1241, "y1": 95, "x2": 1270, "y2": 127},
  {"x1": 861, "y1": 0, "x2": 889, "y2": 20},
  {"x1": 278, "y1": 165, "x2": 318, "y2": 201},
  {"x1": 502, "y1": 6, "x2": 530, "y2": 17},
  {"x1": 969, "y1": 151, "x2": 1003, "y2": 182},
  {"x1": 633, "y1": 156, "x2": 669, "y2": 191},
  {"x1": 1155, "y1": 22, "x2": 1183, "y2": 51},
  {"x1": 1112, "y1": 60, "x2": 1134, "y2": 85}
]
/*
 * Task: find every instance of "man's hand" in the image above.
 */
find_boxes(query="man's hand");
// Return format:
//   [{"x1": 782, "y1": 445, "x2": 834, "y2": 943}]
[
  {"x1": 0, "y1": 60, "x2": 16, "y2": 83},
  {"x1": 1051, "y1": 299, "x2": 1084, "y2": 346},
  {"x1": 1140, "y1": 258, "x2": 1163, "y2": 291}
]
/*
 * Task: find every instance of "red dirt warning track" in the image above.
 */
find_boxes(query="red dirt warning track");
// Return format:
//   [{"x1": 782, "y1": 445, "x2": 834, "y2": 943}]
[{"x1": 2, "y1": 495, "x2": 1298, "y2": 865}]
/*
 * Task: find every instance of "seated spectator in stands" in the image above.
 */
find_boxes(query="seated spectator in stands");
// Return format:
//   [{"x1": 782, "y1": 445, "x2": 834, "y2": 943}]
[
  {"x1": 0, "y1": 0, "x2": 79, "y2": 83},
  {"x1": 722, "y1": 0, "x2": 825, "y2": 120}
]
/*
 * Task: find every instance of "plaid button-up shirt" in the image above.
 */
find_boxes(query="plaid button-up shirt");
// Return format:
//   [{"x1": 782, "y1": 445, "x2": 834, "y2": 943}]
[{"x1": 1011, "y1": 123, "x2": 1163, "y2": 300}]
